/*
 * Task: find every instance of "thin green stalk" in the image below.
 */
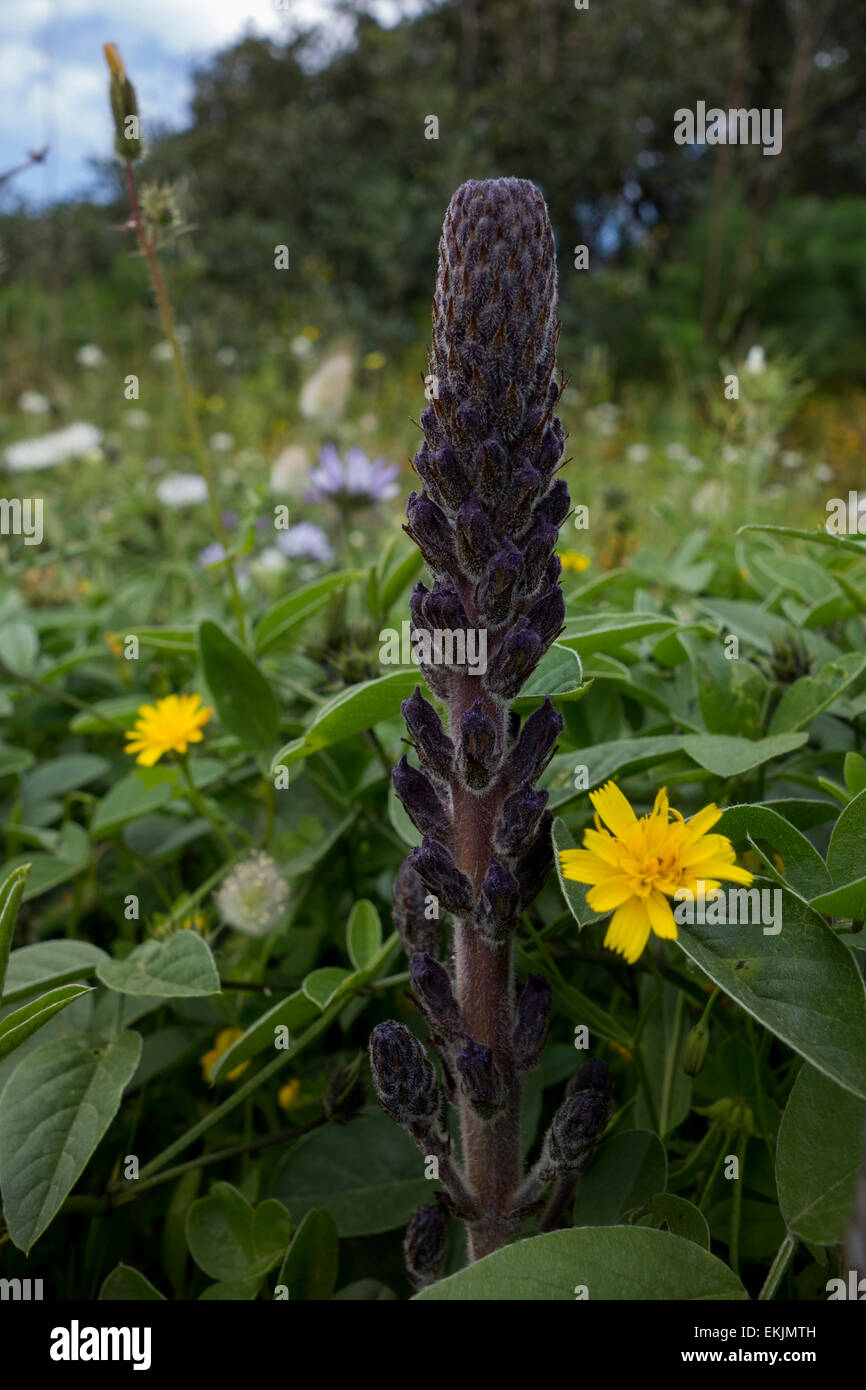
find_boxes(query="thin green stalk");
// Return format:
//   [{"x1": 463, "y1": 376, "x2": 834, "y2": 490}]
[
  {"x1": 658, "y1": 988, "x2": 684, "y2": 1137},
  {"x1": 758, "y1": 1233, "x2": 797, "y2": 1300},
  {"x1": 122, "y1": 161, "x2": 247, "y2": 644},
  {"x1": 729, "y1": 1130, "x2": 748, "y2": 1277},
  {"x1": 176, "y1": 754, "x2": 240, "y2": 858}
]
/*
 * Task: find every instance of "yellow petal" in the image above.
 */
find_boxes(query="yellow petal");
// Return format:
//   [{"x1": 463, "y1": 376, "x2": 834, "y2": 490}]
[
  {"x1": 589, "y1": 781, "x2": 637, "y2": 838},
  {"x1": 647, "y1": 891, "x2": 678, "y2": 940},
  {"x1": 604, "y1": 896, "x2": 652, "y2": 963}
]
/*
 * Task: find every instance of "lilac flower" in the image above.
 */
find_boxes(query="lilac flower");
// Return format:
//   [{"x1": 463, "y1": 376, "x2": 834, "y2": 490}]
[
  {"x1": 306, "y1": 444, "x2": 399, "y2": 508},
  {"x1": 275, "y1": 521, "x2": 334, "y2": 564}
]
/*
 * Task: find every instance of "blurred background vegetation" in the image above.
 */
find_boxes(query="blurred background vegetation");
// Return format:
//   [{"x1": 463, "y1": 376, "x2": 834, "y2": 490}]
[{"x1": 1, "y1": 0, "x2": 865, "y2": 585}]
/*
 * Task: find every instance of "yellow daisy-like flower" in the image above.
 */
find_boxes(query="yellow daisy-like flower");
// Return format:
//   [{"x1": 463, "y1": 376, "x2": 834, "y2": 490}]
[
  {"x1": 277, "y1": 1079, "x2": 302, "y2": 1110},
  {"x1": 559, "y1": 781, "x2": 754, "y2": 964},
  {"x1": 200, "y1": 1028, "x2": 249, "y2": 1084},
  {"x1": 558, "y1": 550, "x2": 591, "y2": 574},
  {"x1": 124, "y1": 692, "x2": 213, "y2": 767}
]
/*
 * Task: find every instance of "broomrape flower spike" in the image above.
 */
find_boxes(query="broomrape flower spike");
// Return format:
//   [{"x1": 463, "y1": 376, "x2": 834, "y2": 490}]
[
  {"x1": 559, "y1": 781, "x2": 755, "y2": 964},
  {"x1": 370, "y1": 177, "x2": 599, "y2": 1272},
  {"x1": 124, "y1": 693, "x2": 213, "y2": 767}
]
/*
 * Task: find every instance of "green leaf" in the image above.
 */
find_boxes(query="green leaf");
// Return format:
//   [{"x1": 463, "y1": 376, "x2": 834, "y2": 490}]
[
  {"x1": 634, "y1": 978, "x2": 692, "y2": 1136},
  {"x1": 551, "y1": 818, "x2": 604, "y2": 928},
  {"x1": 272, "y1": 1111, "x2": 433, "y2": 1236},
  {"x1": 1, "y1": 822, "x2": 91, "y2": 901},
  {"x1": 90, "y1": 772, "x2": 174, "y2": 837},
  {"x1": 827, "y1": 788, "x2": 866, "y2": 886},
  {"x1": 682, "y1": 732, "x2": 808, "y2": 777},
  {"x1": 844, "y1": 752, "x2": 866, "y2": 797},
  {"x1": 0, "y1": 1030, "x2": 142, "y2": 1251},
  {"x1": 209, "y1": 990, "x2": 319, "y2": 1084},
  {"x1": 276, "y1": 1208, "x2": 339, "y2": 1301},
  {"x1": 737, "y1": 522, "x2": 866, "y2": 556},
  {"x1": 378, "y1": 550, "x2": 424, "y2": 615},
  {"x1": 0, "y1": 984, "x2": 92, "y2": 1063},
  {"x1": 2, "y1": 939, "x2": 108, "y2": 1006},
  {"x1": 649, "y1": 1194, "x2": 710, "y2": 1249},
  {"x1": 346, "y1": 899, "x2": 382, "y2": 970},
  {"x1": 132, "y1": 626, "x2": 197, "y2": 655},
  {"x1": 0, "y1": 863, "x2": 30, "y2": 999},
  {"x1": 559, "y1": 613, "x2": 679, "y2": 656},
  {"x1": 21, "y1": 754, "x2": 110, "y2": 804},
  {"x1": 716, "y1": 803, "x2": 832, "y2": 902},
  {"x1": 676, "y1": 886, "x2": 866, "y2": 1098},
  {"x1": 69, "y1": 695, "x2": 144, "y2": 734},
  {"x1": 99, "y1": 1264, "x2": 167, "y2": 1300},
  {"x1": 572, "y1": 1131, "x2": 667, "y2": 1226},
  {"x1": 809, "y1": 877, "x2": 866, "y2": 919},
  {"x1": 0, "y1": 619, "x2": 39, "y2": 673},
  {"x1": 0, "y1": 747, "x2": 35, "y2": 779},
  {"x1": 413, "y1": 1227, "x2": 746, "y2": 1300},
  {"x1": 272, "y1": 670, "x2": 419, "y2": 770},
  {"x1": 199, "y1": 620, "x2": 279, "y2": 751},
  {"x1": 543, "y1": 736, "x2": 685, "y2": 809},
  {"x1": 683, "y1": 634, "x2": 768, "y2": 739},
  {"x1": 301, "y1": 966, "x2": 355, "y2": 1010},
  {"x1": 186, "y1": 1182, "x2": 291, "y2": 1285},
  {"x1": 769, "y1": 654, "x2": 866, "y2": 733},
  {"x1": 512, "y1": 643, "x2": 588, "y2": 710},
  {"x1": 97, "y1": 933, "x2": 220, "y2": 998},
  {"x1": 186, "y1": 1182, "x2": 257, "y2": 1283},
  {"x1": 254, "y1": 571, "x2": 359, "y2": 654},
  {"x1": 776, "y1": 1065, "x2": 866, "y2": 1244}
]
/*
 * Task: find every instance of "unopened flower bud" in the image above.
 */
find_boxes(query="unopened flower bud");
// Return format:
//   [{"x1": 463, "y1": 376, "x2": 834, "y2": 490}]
[
  {"x1": 457, "y1": 697, "x2": 500, "y2": 791},
  {"x1": 566, "y1": 1057, "x2": 613, "y2": 1100},
  {"x1": 403, "y1": 1203, "x2": 448, "y2": 1290},
  {"x1": 392, "y1": 856, "x2": 440, "y2": 958},
  {"x1": 409, "y1": 836, "x2": 475, "y2": 915},
  {"x1": 456, "y1": 1035, "x2": 505, "y2": 1118},
  {"x1": 410, "y1": 952, "x2": 461, "y2": 1036},
  {"x1": 401, "y1": 686, "x2": 454, "y2": 783},
  {"x1": 683, "y1": 1018, "x2": 710, "y2": 1077},
  {"x1": 545, "y1": 1089, "x2": 610, "y2": 1174},
  {"x1": 104, "y1": 43, "x2": 142, "y2": 163},
  {"x1": 392, "y1": 756, "x2": 451, "y2": 839},
  {"x1": 323, "y1": 1053, "x2": 365, "y2": 1124},
  {"x1": 369, "y1": 1021, "x2": 441, "y2": 1134},
  {"x1": 505, "y1": 697, "x2": 563, "y2": 787}
]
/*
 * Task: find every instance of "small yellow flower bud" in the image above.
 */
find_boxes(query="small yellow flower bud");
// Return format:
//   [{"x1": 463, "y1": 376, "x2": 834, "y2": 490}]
[
  {"x1": 683, "y1": 1018, "x2": 710, "y2": 1076},
  {"x1": 103, "y1": 41, "x2": 142, "y2": 163}
]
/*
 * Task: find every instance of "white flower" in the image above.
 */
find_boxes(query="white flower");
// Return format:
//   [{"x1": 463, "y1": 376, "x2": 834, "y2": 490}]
[
  {"x1": 583, "y1": 402, "x2": 621, "y2": 437},
  {"x1": 691, "y1": 479, "x2": 729, "y2": 517},
  {"x1": 359, "y1": 412, "x2": 378, "y2": 432},
  {"x1": 290, "y1": 335, "x2": 313, "y2": 358},
  {"x1": 209, "y1": 431, "x2": 235, "y2": 453},
  {"x1": 4, "y1": 422, "x2": 102, "y2": 472},
  {"x1": 685, "y1": 454, "x2": 704, "y2": 473},
  {"x1": 270, "y1": 444, "x2": 311, "y2": 494},
  {"x1": 744, "y1": 344, "x2": 766, "y2": 374},
  {"x1": 299, "y1": 352, "x2": 353, "y2": 420},
  {"x1": 626, "y1": 443, "x2": 649, "y2": 464},
  {"x1": 275, "y1": 522, "x2": 334, "y2": 565},
  {"x1": 780, "y1": 450, "x2": 802, "y2": 471},
  {"x1": 814, "y1": 463, "x2": 834, "y2": 484},
  {"x1": 665, "y1": 442, "x2": 689, "y2": 463},
  {"x1": 124, "y1": 408, "x2": 151, "y2": 429},
  {"x1": 156, "y1": 472, "x2": 208, "y2": 507},
  {"x1": 18, "y1": 390, "x2": 50, "y2": 415},
  {"x1": 215, "y1": 346, "x2": 238, "y2": 367},
  {"x1": 75, "y1": 344, "x2": 105, "y2": 368},
  {"x1": 250, "y1": 546, "x2": 289, "y2": 576},
  {"x1": 722, "y1": 445, "x2": 741, "y2": 464},
  {"x1": 216, "y1": 853, "x2": 289, "y2": 937},
  {"x1": 151, "y1": 340, "x2": 174, "y2": 363}
]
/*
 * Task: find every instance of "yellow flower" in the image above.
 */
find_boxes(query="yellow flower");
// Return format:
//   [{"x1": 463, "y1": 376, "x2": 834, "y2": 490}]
[
  {"x1": 124, "y1": 692, "x2": 213, "y2": 767},
  {"x1": 559, "y1": 782, "x2": 754, "y2": 964},
  {"x1": 558, "y1": 549, "x2": 591, "y2": 574},
  {"x1": 277, "y1": 1079, "x2": 302, "y2": 1110},
  {"x1": 200, "y1": 1028, "x2": 249, "y2": 1084},
  {"x1": 363, "y1": 351, "x2": 386, "y2": 370}
]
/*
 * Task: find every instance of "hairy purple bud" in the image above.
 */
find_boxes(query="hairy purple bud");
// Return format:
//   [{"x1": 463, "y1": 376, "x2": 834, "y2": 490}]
[
  {"x1": 531, "y1": 479, "x2": 571, "y2": 531},
  {"x1": 473, "y1": 542, "x2": 523, "y2": 625},
  {"x1": 513, "y1": 810, "x2": 554, "y2": 907},
  {"x1": 477, "y1": 859, "x2": 521, "y2": 940},
  {"x1": 405, "y1": 492, "x2": 457, "y2": 575},
  {"x1": 410, "y1": 952, "x2": 461, "y2": 1036},
  {"x1": 392, "y1": 757, "x2": 451, "y2": 839},
  {"x1": 392, "y1": 856, "x2": 440, "y2": 959},
  {"x1": 525, "y1": 584, "x2": 566, "y2": 650},
  {"x1": 402, "y1": 686, "x2": 454, "y2": 783},
  {"x1": 521, "y1": 518, "x2": 560, "y2": 595},
  {"x1": 485, "y1": 620, "x2": 543, "y2": 699},
  {"x1": 495, "y1": 782, "x2": 549, "y2": 855},
  {"x1": 456, "y1": 1035, "x2": 506, "y2": 1118},
  {"x1": 455, "y1": 495, "x2": 496, "y2": 574},
  {"x1": 410, "y1": 835, "x2": 476, "y2": 914},
  {"x1": 513, "y1": 974, "x2": 552, "y2": 1071},
  {"x1": 369, "y1": 1021, "x2": 442, "y2": 1133},
  {"x1": 566, "y1": 1057, "x2": 613, "y2": 1101},
  {"x1": 457, "y1": 697, "x2": 500, "y2": 791},
  {"x1": 403, "y1": 1203, "x2": 449, "y2": 1290},
  {"x1": 505, "y1": 698, "x2": 564, "y2": 787},
  {"x1": 544, "y1": 1089, "x2": 610, "y2": 1173}
]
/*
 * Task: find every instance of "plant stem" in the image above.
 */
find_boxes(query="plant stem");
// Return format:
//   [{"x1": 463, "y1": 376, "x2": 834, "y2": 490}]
[
  {"x1": 122, "y1": 161, "x2": 247, "y2": 644},
  {"x1": 758, "y1": 1233, "x2": 797, "y2": 1300}
]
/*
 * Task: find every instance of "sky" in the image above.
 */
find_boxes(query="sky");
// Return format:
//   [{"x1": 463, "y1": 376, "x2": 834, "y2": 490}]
[{"x1": 0, "y1": 0, "x2": 417, "y2": 206}]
